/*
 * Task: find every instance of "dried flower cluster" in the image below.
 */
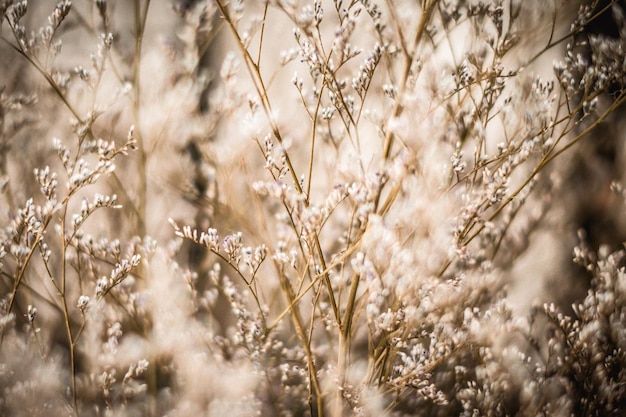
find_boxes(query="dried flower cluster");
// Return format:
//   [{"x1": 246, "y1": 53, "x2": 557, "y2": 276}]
[{"x1": 1, "y1": 0, "x2": 626, "y2": 416}]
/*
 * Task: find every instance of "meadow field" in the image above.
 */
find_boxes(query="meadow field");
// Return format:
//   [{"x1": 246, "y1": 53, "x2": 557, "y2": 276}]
[{"x1": 1, "y1": 1, "x2": 626, "y2": 416}]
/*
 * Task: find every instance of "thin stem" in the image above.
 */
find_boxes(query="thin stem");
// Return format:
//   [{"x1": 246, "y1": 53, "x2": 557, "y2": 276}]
[
  {"x1": 132, "y1": 0, "x2": 151, "y2": 237},
  {"x1": 216, "y1": 0, "x2": 340, "y2": 327},
  {"x1": 256, "y1": 3, "x2": 269, "y2": 67},
  {"x1": 375, "y1": 1, "x2": 436, "y2": 213},
  {"x1": 335, "y1": 270, "x2": 361, "y2": 414},
  {"x1": 59, "y1": 207, "x2": 79, "y2": 415}
]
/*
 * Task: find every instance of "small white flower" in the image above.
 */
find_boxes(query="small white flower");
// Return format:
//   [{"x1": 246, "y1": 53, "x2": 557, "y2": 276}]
[{"x1": 77, "y1": 295, "x2": 90, "y2": 311}]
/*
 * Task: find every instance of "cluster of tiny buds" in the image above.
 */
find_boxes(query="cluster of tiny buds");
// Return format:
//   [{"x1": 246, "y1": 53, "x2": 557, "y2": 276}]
[
  {"x1": 8, "y1": 1, "x2": 27, "y2": 24},
  {"x1": 96, "y1": 254, "x2": 141, "y2": 298},
  {"x1": 297, "y1": 0, "x2": 323, "y2": 29},
  {"x1": 72, "y1": 193, "x2": 120, "y2": 229},
  {"x1": 48, "y1": 0, "x2": 72, "y2": 30},
  {"x1": 34, "y1": 166, "x2": 58, "y2": 201},
  {"x1": 352, "y1": 44, "x2": 383, "y2": 97}
]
